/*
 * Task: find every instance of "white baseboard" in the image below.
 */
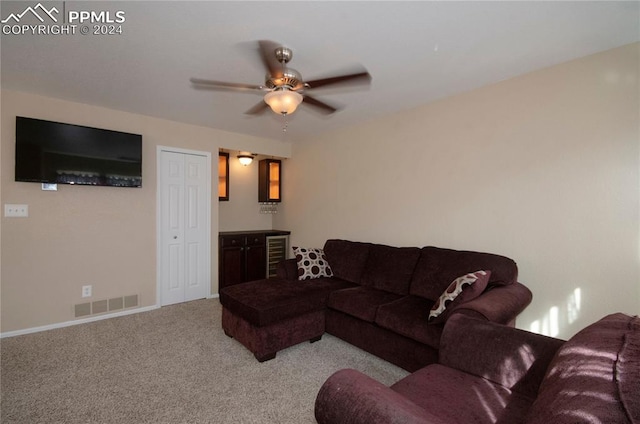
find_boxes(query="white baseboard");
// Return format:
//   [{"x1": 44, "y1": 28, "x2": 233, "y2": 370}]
[{"x1": 0, "y1": 305, "x2": 160, "y2": 339}]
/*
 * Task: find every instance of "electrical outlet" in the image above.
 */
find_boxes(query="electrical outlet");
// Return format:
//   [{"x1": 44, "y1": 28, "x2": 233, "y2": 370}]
[
  {"x1": 4, "y1": 204, "x2": 28, "y2": 217},
  {"x1": 82, "y1": 285, "x2": 92, "y2": 298}
]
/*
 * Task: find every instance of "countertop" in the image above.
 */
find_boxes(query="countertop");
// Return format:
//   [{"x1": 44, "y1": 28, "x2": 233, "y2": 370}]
[{"x1": 219, "y1": 229, "x2": 291, "y2": 237}]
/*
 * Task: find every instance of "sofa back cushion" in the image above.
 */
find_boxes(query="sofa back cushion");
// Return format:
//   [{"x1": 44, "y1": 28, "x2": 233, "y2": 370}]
[
  {"x1": 524, "y1": 313, "x2": 640, "y2": 424},
  {"x1": 359, "y1": 244, "x2": 421, "y2": 294},
  {"x1": 323, "y1": 239, "x2": 371, "y2": 284},
  {"x1": 410, "y1": 246, "x2": 518, "y2": 301}
]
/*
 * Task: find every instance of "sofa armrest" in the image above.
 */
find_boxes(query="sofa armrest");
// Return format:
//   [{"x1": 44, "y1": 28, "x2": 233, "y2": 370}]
[
  {"x1": 276, "y1": 258, "x2": 298, "y2": 281},
  {"x1": 450, "y1": 282, "x2": 532, "y2": 326},
  {"x1": 439, "y1": 314, "x2": 565, "y2": 399},
  {"x1": 315, "y1": 369, "x2": 444, "y2": 424}
]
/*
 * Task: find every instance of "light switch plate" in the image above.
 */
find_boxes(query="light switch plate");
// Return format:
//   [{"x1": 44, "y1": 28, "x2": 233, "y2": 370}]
[{"x1": 4, "y1": 204, "x2": 28, "y2": 217}]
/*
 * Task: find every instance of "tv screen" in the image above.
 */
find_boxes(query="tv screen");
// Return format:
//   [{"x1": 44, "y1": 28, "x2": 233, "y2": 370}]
[{"x1": 15, "y1": 117, "x2": 142, "y2": 187}]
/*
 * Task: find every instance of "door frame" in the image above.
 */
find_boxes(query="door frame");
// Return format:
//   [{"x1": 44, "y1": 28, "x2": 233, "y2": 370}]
[{"x1": 156, "y1": 145, "x2": 212, "y2": 306}]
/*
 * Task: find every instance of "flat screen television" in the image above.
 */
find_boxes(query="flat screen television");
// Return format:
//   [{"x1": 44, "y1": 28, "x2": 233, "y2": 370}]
[{"x1": 15, "y1": 116, "x2": 142, "y2": 187}]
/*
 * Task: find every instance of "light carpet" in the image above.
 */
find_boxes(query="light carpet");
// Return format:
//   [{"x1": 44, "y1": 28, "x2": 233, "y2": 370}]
[{"x1": 1, "y1": 299, "x2": 408, "y2": 423}]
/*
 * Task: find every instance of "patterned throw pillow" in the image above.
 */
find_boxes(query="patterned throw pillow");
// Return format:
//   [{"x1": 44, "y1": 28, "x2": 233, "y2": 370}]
[
  {"x1": 428, "y1": 270, "x2": 491, "y2": 324},
  {"x1": 293, "y1": 247, "x2": 334, "y2": 280}
]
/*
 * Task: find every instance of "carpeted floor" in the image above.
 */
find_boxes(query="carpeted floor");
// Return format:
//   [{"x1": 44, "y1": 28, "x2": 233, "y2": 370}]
[{"x1": 1, "y1": 299, "x2": 408, "y2": 423}]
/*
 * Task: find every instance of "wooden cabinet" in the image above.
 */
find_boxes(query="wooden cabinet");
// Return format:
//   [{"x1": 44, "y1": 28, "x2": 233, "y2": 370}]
[
  {"x1": 218, "y1": 152, "x2": 229, "y2": 201},
  {"x1": 219, "y1": 233, "x2": 264, "y2": 289},
  {"x1": 218, "y1": 230, "x2": 290, "y2": 290},
  {"x1": 259, "y1": 159, "x2": 281, "y2": 202},
  {"x1": 244, "y1": 234, "x2": 267, "y2": 282},
  {"x1": 219, "y1": 235, "x2": 245, "y2": 288}
]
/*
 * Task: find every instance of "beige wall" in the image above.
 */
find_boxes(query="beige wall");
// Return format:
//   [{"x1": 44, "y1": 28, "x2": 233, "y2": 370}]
[
  {"x1": 1, "y1": 90, "x2": 291, "y2": 333},
  {"x1": 275, "y1": 43, "x2": 640, "y2": 340},
  {"x1": 3, "y1": 44, "x2": 638, "y2": 338}
]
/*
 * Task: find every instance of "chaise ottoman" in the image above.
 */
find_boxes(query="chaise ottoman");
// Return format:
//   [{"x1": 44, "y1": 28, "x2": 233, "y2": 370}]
[{"x1": 219, "y1": 278, "x2": 354, "y2": 361}]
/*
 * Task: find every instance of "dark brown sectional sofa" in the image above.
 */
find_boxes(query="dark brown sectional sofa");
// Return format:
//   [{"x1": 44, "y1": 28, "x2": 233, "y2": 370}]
[
  {"x1": 315, "y1": 313, "x2": 640, "y2": 424},
  {"x1": 219, "y1": 239, "x2": 532, "y2": 371}
]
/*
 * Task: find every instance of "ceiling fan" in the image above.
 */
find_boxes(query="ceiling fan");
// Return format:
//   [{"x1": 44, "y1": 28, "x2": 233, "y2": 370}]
[{"x1": 190, "y1": 40, "x2": 372, "y2": 116}]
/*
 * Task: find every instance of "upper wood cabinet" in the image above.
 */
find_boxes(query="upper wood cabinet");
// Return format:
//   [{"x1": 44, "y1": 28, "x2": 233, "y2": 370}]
[
  {"x1": 218, "y1": 152, "x2": 229, "y2": 201},
  {"x1": 259, "y1": 159, "x2": 281, "y2": 202}
]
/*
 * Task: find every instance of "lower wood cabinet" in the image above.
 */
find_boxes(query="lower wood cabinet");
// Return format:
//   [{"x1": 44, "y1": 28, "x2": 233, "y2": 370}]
[{"x1": 218, "y1": 230, "x2": 290, "y2": 290}]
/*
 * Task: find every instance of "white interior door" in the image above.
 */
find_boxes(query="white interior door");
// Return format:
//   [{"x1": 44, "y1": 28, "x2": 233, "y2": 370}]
[{"x1": 159, "y1": 149, "x2": 211, "y2": 306}]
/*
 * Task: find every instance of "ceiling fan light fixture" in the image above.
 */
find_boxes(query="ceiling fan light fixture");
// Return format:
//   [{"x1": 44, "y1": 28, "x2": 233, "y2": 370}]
[{"x1": 264, "y1": 88, "x2": 303, "y2": 115}]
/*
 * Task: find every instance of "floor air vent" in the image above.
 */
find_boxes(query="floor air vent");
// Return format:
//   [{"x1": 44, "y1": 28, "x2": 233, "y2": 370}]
[{"x1": 74, "y1": 294, "x2": 139, "y2": 318}]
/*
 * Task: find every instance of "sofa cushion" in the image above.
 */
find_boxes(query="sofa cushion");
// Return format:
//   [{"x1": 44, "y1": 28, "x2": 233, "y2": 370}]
[
  {"x1": 375, "y1": 295, "x2": 443, "y2": 348},
  {"x1": 410, "y1": 246, "x2": 518, "y2": 301},
  {"x1": 323, "y1": 239, "x2": 371, "y2": 284},
  {"x1": 391, "y1": 364, "x2": 536, "y2": 424},
  {"x1": 276, "y1": 258, "x2": 299, "y2": 281},
  {"x1": 328, "y1": 286, "x2": 403, "y2": 323},
  {"x1": 359, "y1": 244, "x2": 421, "y2": 295},
  {"x1": 524, "y1": 313, "x2": 640, "y2": 424},
  {"x1": 619, "y1": 317, "x2": 640, "y2": 423},
  {"x1": 220, "y1": 278, "x2": 355, "y2": 327},
  {"x1": 293, "y1": 247, "x2": 333, "y2": 280},
  {"x1": 428, "y1": 270, "x2": 491, "y2": 324}
]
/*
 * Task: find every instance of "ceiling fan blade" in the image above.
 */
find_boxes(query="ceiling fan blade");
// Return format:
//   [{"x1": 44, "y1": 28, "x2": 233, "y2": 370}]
[
  {"x1": 303, "y1": 95, "x2": 338, "y2": 114},
  {"x1": 258, "y1": 40, "x2": 284, "y2": 79},
  {"x1": 190, "y1": 78, "x2": 262, "y2": 92},
  {"x1": 245, "y1": 101, "x2": 269, "y2": 115},
  {"x1": 304, "y1": 69, "x2": 372, "y2": 90}
]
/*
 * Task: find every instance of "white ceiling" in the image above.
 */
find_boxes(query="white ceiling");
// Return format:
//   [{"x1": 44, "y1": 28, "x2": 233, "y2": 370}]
[{"x1": 2, "y1": 1, "x2": 639, "y2": 141}]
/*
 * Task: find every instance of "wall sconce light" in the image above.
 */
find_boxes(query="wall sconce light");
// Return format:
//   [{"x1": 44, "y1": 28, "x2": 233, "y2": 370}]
[{"x1": 238, "y1": 154, "x2": 254, "y2": 166}]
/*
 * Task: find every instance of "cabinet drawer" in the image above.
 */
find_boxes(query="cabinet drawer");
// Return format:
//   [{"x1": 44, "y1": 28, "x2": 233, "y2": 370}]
[
  {"x1": 245, "y1": 234, "x2": 265, "y2": 246},
  {"x1": 220, "y1": 235, "x2": 245, "y2": 248}
]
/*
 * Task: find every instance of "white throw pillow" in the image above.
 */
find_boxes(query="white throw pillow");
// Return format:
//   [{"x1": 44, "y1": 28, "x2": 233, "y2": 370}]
[{"x1": 293, "y1": 247, "x2": 333, "y2": 280}]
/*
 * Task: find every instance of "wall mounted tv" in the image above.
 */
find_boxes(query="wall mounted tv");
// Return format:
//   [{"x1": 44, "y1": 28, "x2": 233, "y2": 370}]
[{"x1": 15, "y1": 117, "x2": 142, "y2": 188}]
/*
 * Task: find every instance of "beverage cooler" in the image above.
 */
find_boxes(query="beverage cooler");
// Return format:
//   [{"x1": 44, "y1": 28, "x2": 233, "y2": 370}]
[{"x1": 266, "y1": 235, "x2": 289, "y2": 278}]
